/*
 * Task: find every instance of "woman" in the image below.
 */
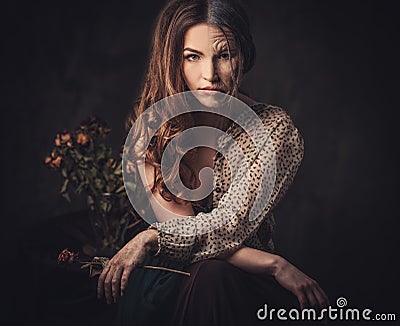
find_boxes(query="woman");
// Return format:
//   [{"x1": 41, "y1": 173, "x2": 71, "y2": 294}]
[{"x1": 97, "y1": 0, "x2": 329, "y2": 325}]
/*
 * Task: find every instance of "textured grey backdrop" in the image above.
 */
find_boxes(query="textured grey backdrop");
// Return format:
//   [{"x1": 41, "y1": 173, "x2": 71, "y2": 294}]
[{"x1": 2, "y1": 0, "x2": 399, "y2": 323}]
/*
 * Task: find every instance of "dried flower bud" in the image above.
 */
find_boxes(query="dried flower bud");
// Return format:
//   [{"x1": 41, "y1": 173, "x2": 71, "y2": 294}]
[
  {"x1": 76, "y1": 132, "x2": 89, "y2": 145},
  {"x1": 54, "y1": 135, "x2": 61, "y2": 147},
  {"x1": 60, "y1": 131, "x2": 72, "y2": 143},
  {"x1": 58, "y1": 248, "x2": 79, "y2": 264},
  {"x1": 44, "y1": 157, "x2": 52, "y2": 165},
  {"x1": 51, "y1": 156, "x2": 62, "y2": 168},
  {"x1": 105, "y1": 158, "x2": 114, "y2": 168}
]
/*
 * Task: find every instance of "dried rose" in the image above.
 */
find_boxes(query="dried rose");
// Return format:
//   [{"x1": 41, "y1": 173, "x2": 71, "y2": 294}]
[
  {"x1": 58, "y1": 248, "x2": 79, "y2": 264},
  {"x1": 76, "y1": 132, "x2": 89, "y2": 145},
  {"x1": 60, "y1": 130, "x2": 72, "y2": 143},
  {"x1": 54, "y1": 134, "x2": 61, "y2": 147},
  {"x1": 51, "y1": 156, "x2": 62, "y2": 168}
]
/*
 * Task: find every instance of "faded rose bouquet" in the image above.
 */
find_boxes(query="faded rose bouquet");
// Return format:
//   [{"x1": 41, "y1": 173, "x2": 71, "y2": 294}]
[
  {"x1": 50, "y1": 119, "x2": 192, "y2": 279},
  {"x1": 44, "y1": 116, "x2": 137, "y2": 255}
]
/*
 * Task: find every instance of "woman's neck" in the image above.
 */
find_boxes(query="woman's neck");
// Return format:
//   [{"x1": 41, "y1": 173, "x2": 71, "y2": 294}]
[{"x1": 193, "y1": 93, "x2": 257, "y2": 131}]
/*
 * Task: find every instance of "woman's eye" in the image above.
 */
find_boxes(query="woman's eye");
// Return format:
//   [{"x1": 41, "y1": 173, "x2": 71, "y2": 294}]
[
  {"x1": 186, "y1": 54, "x2": 200, "y2": 61},
  {"x1": 219, "y1": 53, "x2": 230, "y2": 60}
]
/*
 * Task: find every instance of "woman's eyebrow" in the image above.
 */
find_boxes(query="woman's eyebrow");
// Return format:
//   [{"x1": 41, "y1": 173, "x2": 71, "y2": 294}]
[
  {"x1": 212, "y1": 39, "x2": 235, "y2": 51},
  {"x1": 183, "y1": 47, "x2": 204, "y2": 55}
]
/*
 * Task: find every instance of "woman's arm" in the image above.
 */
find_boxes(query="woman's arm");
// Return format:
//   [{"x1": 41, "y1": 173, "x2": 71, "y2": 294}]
[
  {"x1": 222, "y1": 246, "x2": 329, "y2": 309},
  {"x1": 99, "y1": 159, "x2": 327, "y2": 310},
  {"x1": 136, "y1": 221, "x2": 329, "y2": 310},
  {"x1": 138, "y1": 138, "x2": 327, "y2": 310},
  {"x1": 133, "y1": 228, "x2": 330, "y2": 310}
]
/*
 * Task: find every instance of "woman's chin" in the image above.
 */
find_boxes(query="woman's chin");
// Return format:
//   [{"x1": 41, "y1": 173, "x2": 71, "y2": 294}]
[{"x1": 193, "y1": 90, "x2": 227, "y2": 108}]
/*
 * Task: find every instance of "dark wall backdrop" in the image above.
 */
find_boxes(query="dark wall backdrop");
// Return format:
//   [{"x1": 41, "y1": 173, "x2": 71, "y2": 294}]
[{"x1": 3, "y1": 0, "x2": 399, "y2": 324}]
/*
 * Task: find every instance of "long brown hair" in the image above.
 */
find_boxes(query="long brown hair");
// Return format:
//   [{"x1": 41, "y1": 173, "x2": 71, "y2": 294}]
[{"x1": 126, "y1": 0, "x2": 256, "y2": 204}]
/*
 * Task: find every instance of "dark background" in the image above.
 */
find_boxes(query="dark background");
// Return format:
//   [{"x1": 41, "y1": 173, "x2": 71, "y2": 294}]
[{"x1": 2, "y1": 0, "x2": 399, "y2": 325}]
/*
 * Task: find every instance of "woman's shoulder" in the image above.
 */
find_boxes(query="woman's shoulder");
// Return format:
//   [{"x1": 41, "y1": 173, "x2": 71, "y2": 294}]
[
  {"x1": 249, "y1": 102, "x2": 296, "y2": 131},
  {"x1": 237, "y1": 93, "x2": 293, "y2": 124},
  {"x1": 245, "y1": 102, "x2": 305, "y2": 168}
]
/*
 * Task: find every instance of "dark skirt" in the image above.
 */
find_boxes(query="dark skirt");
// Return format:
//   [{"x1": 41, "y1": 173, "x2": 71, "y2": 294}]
[
  {"x1": 116, "y1": 255, "x2": 185, "y2": 326},
  {"x1": 117, "y1": 255, "x2": 299, "y2": 326}
]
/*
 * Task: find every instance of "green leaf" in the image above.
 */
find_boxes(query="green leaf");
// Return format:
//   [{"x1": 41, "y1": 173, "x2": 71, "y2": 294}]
[
  {"x1": 102, "y1": 170, "x2": 109, "y2": 181},
  {"x1": 61, "y1": 168, "x2": 68, "y2": 178},
  {"x1": 60, "y1": 179, "x2": 69, "y2": 193},
  {"x1": 88, "y1": 257, "x2": 110, "y2": 277},
  {"x1": 61, "y1": 191, "x2": 71, "y2": 202},
  {"x1": 94, "y1": 178, "x2": 104, "y2": 191},
  {"x1": 75, "y1": 182, "x2": 85, "y2": 194},
  {"x1": 87, "y1": 195, "x2": 94, "y2": 207},
  {"x1": 100, "y1": 200, "x2": 109, "y2": 213},
  {"x1": 115, "y1": 185, "x2": 125, "y2": 193},
  {"x1": 124, "y1": 181, "x2": 136, "y2": 192}
]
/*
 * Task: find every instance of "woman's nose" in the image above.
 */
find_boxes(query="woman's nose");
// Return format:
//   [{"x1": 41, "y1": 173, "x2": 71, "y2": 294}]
[{"x1": 202, "y1": 59, "x2": 218, "y2": 81}]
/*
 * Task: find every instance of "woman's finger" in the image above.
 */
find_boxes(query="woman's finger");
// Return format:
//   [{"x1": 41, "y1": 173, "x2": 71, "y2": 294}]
[
  {"x1": 104, "y1": 265, "x2": 115, "y2": 304},
  {"x1": 313, "y1": 283, "x2": 330, "y2": 308},
  {"x1": 112, "y1": 266, "x2": 123, "y2": 303},
  {"x1": 296, "y1": 289, "x2": 308, "y2": 310},
  {"x1": 304, "y1": 286, "x2": 319, "y2": 309},
  {"x1": 97, "y1": 264, "x2": 110, "y2": 299},
  {"x1": 120, "y1": 265, "x2": 135, "y2": 297}
]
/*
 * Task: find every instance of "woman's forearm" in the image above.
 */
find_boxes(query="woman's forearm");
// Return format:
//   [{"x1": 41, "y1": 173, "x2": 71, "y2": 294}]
[
  {"x1": 140, "y1": 228, "x2": 159, "y2": 254},
  {"x1": 223, "y1": 245, "x2": 283, "y2": 276},
  {"x1": 142, "y1": 228, "x2": 283, "y2": 276}
]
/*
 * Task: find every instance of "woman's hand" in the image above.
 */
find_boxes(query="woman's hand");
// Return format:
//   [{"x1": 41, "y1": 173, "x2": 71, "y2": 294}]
[
  {"x1": 273, "y1": 257, "x2": 329, "y2": 310},
  {"x1": 221, "y1": 246, "x2": 329, "y2": 310},
  {"x1": 97, "y1": 229, "x2": 158, "y2": 304}
]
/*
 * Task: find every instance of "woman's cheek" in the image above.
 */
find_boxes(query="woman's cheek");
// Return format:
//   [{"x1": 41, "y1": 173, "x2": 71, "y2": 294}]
[{"x1": 183, "y1": 65, "x2": 198, "y2": 90}]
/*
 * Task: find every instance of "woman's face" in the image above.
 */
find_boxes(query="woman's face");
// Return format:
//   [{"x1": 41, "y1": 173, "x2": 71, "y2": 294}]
[{"x1": 182, "y1": 23, "x2": 238, "y2": 107}]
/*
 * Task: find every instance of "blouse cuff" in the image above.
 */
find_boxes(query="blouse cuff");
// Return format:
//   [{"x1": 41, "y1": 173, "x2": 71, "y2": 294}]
[
  {"x1": 152, "y1": 221, "x2": 196, "y2": 262},
  {"x1": 147, "y1": 224, "x2": 161, "y2": 257}
]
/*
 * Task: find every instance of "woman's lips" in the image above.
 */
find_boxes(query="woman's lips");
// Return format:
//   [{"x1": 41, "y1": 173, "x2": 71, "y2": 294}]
[{"x1": 198, "y1": 88, "x2": 225, "y2": 95}]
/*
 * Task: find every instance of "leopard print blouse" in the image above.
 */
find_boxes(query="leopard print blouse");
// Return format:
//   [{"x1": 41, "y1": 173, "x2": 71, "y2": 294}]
[{"x1": 151, "y1": 103, "x2": 304, "y2": 263}]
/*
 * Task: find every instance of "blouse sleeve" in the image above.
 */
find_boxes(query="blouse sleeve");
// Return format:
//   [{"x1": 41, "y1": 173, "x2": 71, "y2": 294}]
[{"x1": 152, "y1": 106, "x2": 304, "y2": 263}]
